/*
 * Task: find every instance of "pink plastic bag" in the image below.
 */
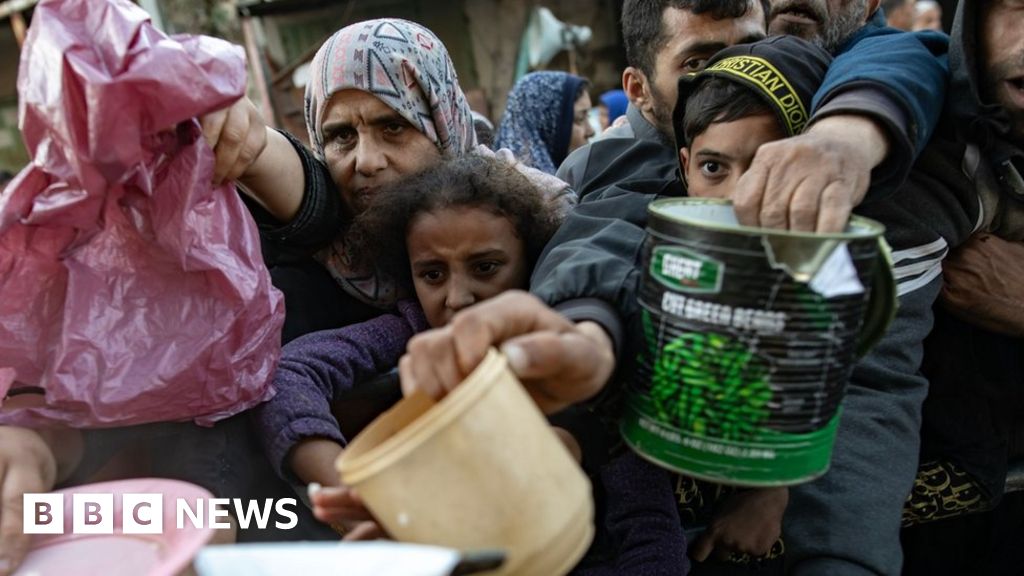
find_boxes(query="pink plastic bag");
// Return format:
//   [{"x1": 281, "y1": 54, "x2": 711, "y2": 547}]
[{"x1": 0, "y1": 0, "x2": 284, "y2": 427}]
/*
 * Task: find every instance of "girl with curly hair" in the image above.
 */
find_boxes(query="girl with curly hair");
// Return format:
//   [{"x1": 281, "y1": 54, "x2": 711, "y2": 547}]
[{"x1": 253, "y1": 154, "x2": 561, "y2": 538}]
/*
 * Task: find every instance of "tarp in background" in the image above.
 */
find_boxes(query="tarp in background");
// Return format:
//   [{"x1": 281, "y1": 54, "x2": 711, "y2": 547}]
[{"x1": 0, "y1": 0, "x2": 284, "y2": 427}]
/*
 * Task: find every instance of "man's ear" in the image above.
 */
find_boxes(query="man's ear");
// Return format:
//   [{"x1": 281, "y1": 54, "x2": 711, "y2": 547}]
[
  {"x1": 623, "y1": 66, "x2": 650, "y2": 110},
  {"x1": 679, "y1": 147, "x2": 690, "y2": 182},
  {"x1": 865, "y1": 0, "x2": 882, "y2": 21}
]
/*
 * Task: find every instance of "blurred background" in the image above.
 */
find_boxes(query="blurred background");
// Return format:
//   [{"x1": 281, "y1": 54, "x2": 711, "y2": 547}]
[{"x1": 0, "y1": 0, "x2": 959, "y2": 176}]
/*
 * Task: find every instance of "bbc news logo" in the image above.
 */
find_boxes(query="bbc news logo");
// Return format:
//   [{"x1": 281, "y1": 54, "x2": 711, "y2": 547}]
[{"x1": 24, "y1": 494, "x2": 298, "y2": 534}]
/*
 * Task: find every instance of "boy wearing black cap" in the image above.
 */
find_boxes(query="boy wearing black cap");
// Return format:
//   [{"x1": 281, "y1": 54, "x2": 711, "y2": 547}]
[
  {"x1": 667, "y1": 33, "x2": 986, "y2": 572},
  {"x1": 667, "y1": 35, "x2": 832, "y2": 568},
  {"x1": 674, "y1": 36, "x2": 832, "y2": 201},
  {"x1": 584, "y1": 36, "x2": 831, "y2": 574}
]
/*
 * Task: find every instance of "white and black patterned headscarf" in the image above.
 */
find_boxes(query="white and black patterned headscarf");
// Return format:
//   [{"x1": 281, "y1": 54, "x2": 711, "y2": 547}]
[
  {"x1": 305, "y1": 18, "x2": 477, "y2": 160},
  {"x1": 304, "y1": 19, "x2": 478, "y2": 307}
]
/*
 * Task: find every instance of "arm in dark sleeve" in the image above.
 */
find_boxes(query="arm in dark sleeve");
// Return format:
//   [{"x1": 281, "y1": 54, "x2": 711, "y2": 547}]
[
  {"x1": 556, "y1": 144, "x2": 592, "y2": 191},
  {"x1": 253, "y1": 302, "x2": 427, "y2": 480},
  {"x1": 531, "y1": 179, "x2": 678, "y2": 358},
  {"x1": 244, "y1": 130, "x2": 345, "y2": 264},
  {"x1": 812, "y1": 28, "x2": 949, "y2": 195}
]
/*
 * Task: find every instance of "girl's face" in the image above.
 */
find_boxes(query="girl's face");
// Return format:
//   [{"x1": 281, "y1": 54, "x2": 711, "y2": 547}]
[{"x1": 407, "y1": 206, "x2": 529, "y2": 328}]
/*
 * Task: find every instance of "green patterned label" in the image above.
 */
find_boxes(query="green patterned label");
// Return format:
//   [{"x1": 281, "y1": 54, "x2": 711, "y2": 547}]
[
  {"x1": 622, "y1": 402, "x2": 841, "y2": 486},
  {"x1": 627, "y1": 309, "x2": 840, "y2": 486},
  {"x1": 648, "y1": 331, "x2": 773, "y2": 442},
  {"x1": 650, "y1": 246, "x2": 723, "y2": 294}
]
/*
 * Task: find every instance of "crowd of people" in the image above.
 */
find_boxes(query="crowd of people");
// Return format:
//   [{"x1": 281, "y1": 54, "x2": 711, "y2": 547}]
[{"x1": 0, "y1": 0, "x2": 1022, "y2": 575}]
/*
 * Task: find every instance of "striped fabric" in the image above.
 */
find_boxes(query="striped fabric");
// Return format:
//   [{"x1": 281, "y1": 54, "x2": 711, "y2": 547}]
[{"x1": 891, "y1": 238, "x2": 948, "y2": 297}]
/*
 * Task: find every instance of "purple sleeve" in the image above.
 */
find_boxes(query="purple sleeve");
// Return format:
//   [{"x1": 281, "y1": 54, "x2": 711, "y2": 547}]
[
  {"x1": 254, "y1": 301, "x2": 427, "y2": 480},
  {"x1": 602, "y1": 450, "x2": 689, "y2": 574}
]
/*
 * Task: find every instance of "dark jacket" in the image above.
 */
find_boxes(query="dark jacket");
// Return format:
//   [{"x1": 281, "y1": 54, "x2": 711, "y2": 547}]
[
  {"x1": 242, "y1": 131, "x2": 382, "y2": 343},
  {"x1": 916, "y1": 0, "x2": 1024, "y2": 512},
  {"x1": 555, "y1": 104, "x2": 679, "y2": 200},
  {"x1": 813, "y1": 10, "x2": 949, "y2": 195},
  {"x1": 532, "y1": 26, "x2": 978, "y2": 575}
]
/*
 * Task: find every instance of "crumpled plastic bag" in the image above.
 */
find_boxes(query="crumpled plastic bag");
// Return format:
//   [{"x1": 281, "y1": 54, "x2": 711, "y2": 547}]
[{"x1": 0, "y1": 0, "x2": 284, "y2": 427}]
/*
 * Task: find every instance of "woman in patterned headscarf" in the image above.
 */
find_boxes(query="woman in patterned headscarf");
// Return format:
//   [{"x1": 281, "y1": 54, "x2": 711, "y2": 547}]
[
  {"x1": 299, "y1": 18, "x2": 480, "y2": 312},
  {"x1": 304, "y1": 19, "x2": 478, "y2": 165},
  {"x1": 495, "y1": 71, "x2": 595, "y2": 175},
  {"x1": 195, "y1": 17, "x2": 581, "y2": 543},
  {"x1": 204, "y1": 19, "x2": 574, "y2": 342},
  {"x1": 307, "y1": 19, "x2": 576, "y2": 307}
]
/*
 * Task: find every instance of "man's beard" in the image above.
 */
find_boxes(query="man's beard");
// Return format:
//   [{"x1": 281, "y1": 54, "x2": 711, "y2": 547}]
[
  {"x1": 648, "y1": 89, "x2": 677, "y2": 145},
  {"x1": 817, "y1": 0, "x2": 869, "y2": 53},
  {"x1": 771, "y1": 0, "x2": 868, "y2": 54}
]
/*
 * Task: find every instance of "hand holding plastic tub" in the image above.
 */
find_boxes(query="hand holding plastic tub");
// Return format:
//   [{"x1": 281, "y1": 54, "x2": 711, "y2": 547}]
[{"x1": 398, "y1": 291, "x2": 615, "y2": 414}]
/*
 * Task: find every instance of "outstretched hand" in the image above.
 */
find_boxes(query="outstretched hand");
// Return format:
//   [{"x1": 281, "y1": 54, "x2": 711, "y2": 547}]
[
  {"x1": 733, "y1": 115, "x2": 889, "y2": 233},
  {"x1": 200, "y1": 96, "x2": 268, "y2": 186},
  {"x1": 398, "y1": 291, "x2": 615, "y2": 414}
]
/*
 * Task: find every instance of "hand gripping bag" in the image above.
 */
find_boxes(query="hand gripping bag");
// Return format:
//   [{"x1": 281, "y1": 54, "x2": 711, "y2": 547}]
[{"x1": 0, "y1": 0, "x2": 284, "y2": 427}]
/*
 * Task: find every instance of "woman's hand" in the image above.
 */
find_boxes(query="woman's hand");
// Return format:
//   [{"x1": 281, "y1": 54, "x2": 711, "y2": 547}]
[
  {"x1": 200, "y1": 97, "x2": 268, "y2": 186},
  {"x1": 199, "y1": 98, "x2": 305, "y2": 222}
]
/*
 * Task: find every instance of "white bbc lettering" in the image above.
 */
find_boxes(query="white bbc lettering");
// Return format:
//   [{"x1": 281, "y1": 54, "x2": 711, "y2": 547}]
[
  {"x1": 25, "y1": 494, "x2": 300, "y2": 533},
  {"x1": 122, "y1": 493, "x2": 163, "y2": 535},
  {"x1": 233, "y1": 499, "x2": 274, "y2": 530},
  {"x1": 177, "y1": 498, "x2": 204, "y2": 529},
  {"x1": 208, "y1": 498, "x2": 232, "y2": 529},
  {"x1": 274, "y1": 499, "x2": 298, "y2": 529},
  {"x1": 73, "y1": 494, "x2": 113, "y2": 534},
  {"x1": 23, "y1": 493, "x2": 63, "y2": 534}
]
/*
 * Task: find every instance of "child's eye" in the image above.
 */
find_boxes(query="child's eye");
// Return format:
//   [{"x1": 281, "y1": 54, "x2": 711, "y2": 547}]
[
  {"x1": 473, "y1": 261, "x2": 502, "y2": 276},
  {"x1": 419, "y1": 269, "x2": 445, "y2": 284},
  {"x1": 700, "y1": 161, "x2": 726, "y2": 177}
]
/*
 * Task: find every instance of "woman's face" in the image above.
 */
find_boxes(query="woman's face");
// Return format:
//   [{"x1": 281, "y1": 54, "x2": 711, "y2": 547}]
[
  {"x1": 407, "y1": 206, "x2": 528, "y2": 328},
  {"x1": 568, "y1": 92, "x2": 595, "y2": 154},
  {"x1": 597, "y1": 104, "x2": 610, "y2": 132},
  {"x1": 320, "y1": 89, "x2": 442, "y2": 214}
]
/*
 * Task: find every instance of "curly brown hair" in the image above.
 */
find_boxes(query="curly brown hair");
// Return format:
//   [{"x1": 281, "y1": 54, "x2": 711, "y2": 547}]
[{"x1": 346, "y1": 154, "x2": 561, "y2": 292}]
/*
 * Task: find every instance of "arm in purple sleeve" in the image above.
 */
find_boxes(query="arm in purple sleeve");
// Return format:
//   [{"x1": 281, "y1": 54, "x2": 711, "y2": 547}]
[{"x1": 254, "y1": 301, "x2": 428, "y2": 480}]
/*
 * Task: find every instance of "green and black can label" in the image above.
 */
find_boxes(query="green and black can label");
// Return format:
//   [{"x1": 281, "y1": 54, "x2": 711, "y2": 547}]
[{"x1": 622, "y1": 199, "x2": 887, "y2": 486}]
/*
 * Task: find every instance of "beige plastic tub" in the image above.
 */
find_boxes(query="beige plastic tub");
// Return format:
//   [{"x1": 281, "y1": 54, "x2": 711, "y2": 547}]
[{"x1": 336, "y1": 348, "x2": 594, "y2": 575}]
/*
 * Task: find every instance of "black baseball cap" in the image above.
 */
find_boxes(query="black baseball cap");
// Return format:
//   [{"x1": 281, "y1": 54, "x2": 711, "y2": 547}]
[{"x1": 672, "y1": 35, "x2": 833, "y2": 150}]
